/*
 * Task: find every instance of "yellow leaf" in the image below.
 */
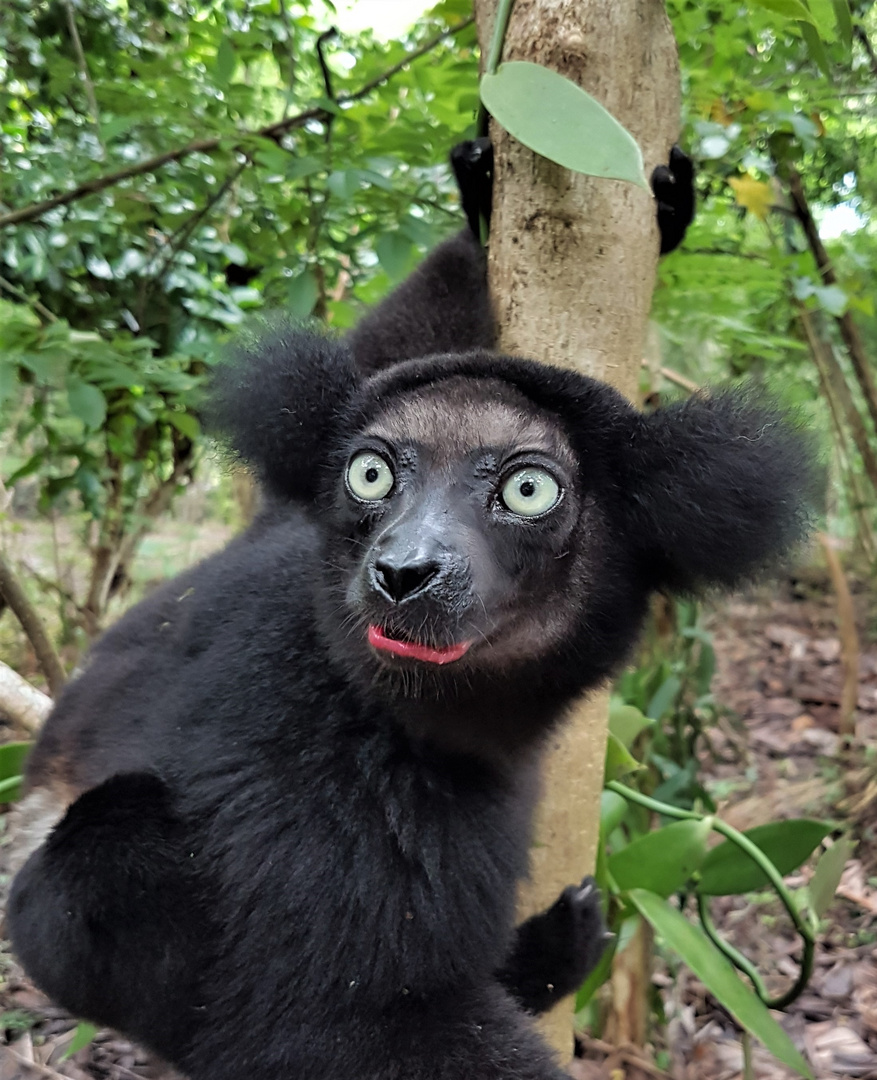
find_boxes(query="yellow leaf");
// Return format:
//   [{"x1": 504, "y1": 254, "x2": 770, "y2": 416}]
[
  {"x1": 728, "y1": 175, "x2": 773, "y2": 221},
  {"x1": 710, "y1": 99, "x2": 734, "y2": 125},
  {"x1": 811, "y1": 111, "x2": 826, "y2": 136},
  {"x1": 710, "y1": 99, "x2": 745, "y2": 125}
]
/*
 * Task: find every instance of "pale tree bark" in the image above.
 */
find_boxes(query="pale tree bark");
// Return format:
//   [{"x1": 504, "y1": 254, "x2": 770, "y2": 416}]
[{"x1": 474, "y1": 0, "x2": 681, "y2": 1056}]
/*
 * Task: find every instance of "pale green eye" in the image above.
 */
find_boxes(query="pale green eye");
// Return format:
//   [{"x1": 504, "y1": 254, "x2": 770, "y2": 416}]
[
  {"x1": 500, "y1": 468, "x2": 560, "y2": 517},
  {"x1": 347, "y1": 452, "x2": 394, "y2": 501}
]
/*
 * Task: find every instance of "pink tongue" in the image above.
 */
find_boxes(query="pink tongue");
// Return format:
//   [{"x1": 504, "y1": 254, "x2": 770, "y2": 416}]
[{"x1": 368, "y1": 625, "x2": 470, "y2": 665}]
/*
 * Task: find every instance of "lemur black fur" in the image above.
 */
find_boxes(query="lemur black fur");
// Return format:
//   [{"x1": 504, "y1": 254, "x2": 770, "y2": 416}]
[{"x1": 8, "y1": 143, "x2": 814, "y2": 1080}]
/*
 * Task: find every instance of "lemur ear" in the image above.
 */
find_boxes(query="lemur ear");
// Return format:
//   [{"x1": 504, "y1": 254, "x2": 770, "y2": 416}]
[
  {"x1": 206, "y1": 325, "x2": 358, "y2": 503},
  {"x1": 621, "y1": 390, "x2": 821, "y2": 593}
]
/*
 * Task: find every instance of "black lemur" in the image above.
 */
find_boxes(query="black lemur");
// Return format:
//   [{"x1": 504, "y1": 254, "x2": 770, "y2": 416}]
[{"x1": 8, "y1": 143, "x2": 814, "y2": 1080}]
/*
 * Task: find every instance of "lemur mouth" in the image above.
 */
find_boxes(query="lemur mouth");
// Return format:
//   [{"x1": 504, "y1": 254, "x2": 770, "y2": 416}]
[{"x1": 368, "y1": 625, "x2": 471, "y2": 665}]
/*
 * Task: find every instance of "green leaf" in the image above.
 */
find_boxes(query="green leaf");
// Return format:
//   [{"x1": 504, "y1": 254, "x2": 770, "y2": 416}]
[
  {"x1": 375, "y1": 233, "x2": 414, "y2": 281},
  {"x1": 167, "y1": 411, "x2": 200, "y2": 440},
  {"x1": 647, "y1": 674, "x2": 681, "y2": 719},
  {"x1": 604, "y1": 732, "x2": 643, "y2": 782},
  {"x1": 698, "y1": 820, "x2": 833, "y2": 896},
  {"x1": 99, "y1": 115, "x2": 138, "y2": 142},
  {"x1": 61, "y1": 1021, "x2": 98, "y2": 1061},
  {"x1": 0, "y1": 741, "x2": 30, "y2": 801},
  {"x1": 799, "y1": 20, "x2": 832, "y2": 76},
  {"x1": 629, "y1": 890, "x2": 814, "y2": 1078},
  {"x1": 6, "y1": 453, "x2": 47, "y2": 487},
  {"x1": 0, "y1": 360, "x2": 17, "y2": 408},
  {"x1": 608, "y1": 700, "x2": 653, "y2": 748},
  {"x1": 327, "y1": 170, "x2": 361, "y2": 200},
  {"x1": 747, "y1": 0, "x2": 816, "y2": 22},
  {"x1": 254, "y1": 142, "x2": 293, "y2": 172},
  {"x1": 479, "y1": 62, "x2": 649, "y2": 189},
  {"x1": 808, "y1": 0, "x2": 838, "y2": 42},
  {"x1": 215, "y1": 38, "x2": 236, "y2": 84},
  {"x1": 0, "y1": 742, "x2": 31, "y2": 782},
  {"x1": 830, "y1": 0, "x2": 853, "y2": 48},
  {"x1": 85, "y1": 254, "x2": 114, "y2": 281},
  {"x1": 813, "y1": 284, "x2": 848, "y2": 316},
  {"x1": 286, "y1": 157, "x2": 325, "y2": 181},
  {"x1": 809, "y1": 836, "x2": 855, "y2": 917},
  {"x1": 287, "y1": 270, "x2": 319, "y2": 318},
  {"x1": 609, "y1": 818, "x2": 712, "y2": 897},
  {"x1": 67, "y1": 379, "x2": 107, "y2": 430},
  {"x1": 600, "y1": 788, "x2": 630, "y2": 837}
]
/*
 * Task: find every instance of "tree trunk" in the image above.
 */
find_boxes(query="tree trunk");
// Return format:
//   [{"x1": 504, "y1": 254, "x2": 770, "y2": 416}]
[{"x1": 474, "y1": 0, "x2": 680, "y2": 1057}]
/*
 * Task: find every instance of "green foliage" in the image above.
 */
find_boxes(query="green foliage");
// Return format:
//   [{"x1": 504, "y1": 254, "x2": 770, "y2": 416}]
[
  {"x1": 591, "y1": 602, "x2": 848, "y2": 1072},
  {"x1": 699, "y1": 820, "x2": 834, "y2": 895},
  {"x1": 809, "y1": 835, "x2": 857, "y2": 917},
  {"x1": 60, "y1": 1021, "x2": 99, "y2": 1061},
  {"x1": 614, "y1": 599, "x2": 718, "y2": 810},
  {"x1": 0, "y1": 0, "x2": 479, "y2": 632},
  {"x1": 660, "y1": 0, "x2": 877, "y2": 551},
  {"x1": 629, "y1": 889, "x2": 813, "y2": 1078},
  {"x1": 608, "y1": 818, "x2": 712, "y2": 897},
  {"x1": 0, "y1": 740, "x2": 30, "y2": 801},
  {"x1": 0, "y1": 300, "x2": 198, "y2": 522}
]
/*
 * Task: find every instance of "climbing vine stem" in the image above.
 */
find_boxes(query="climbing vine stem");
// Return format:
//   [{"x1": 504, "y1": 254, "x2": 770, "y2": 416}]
[
  {"x1": 477, "y1": 0, "x2": 517, "y2": 137},
  {"x1": 605, "y1": 779, "x2": 816, "y2": 1009}
]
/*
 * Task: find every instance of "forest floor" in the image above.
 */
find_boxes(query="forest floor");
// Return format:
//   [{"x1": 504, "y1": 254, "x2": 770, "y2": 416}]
[{"x1": 0, "y1": 566, "x2": 875, "y2": 1080}]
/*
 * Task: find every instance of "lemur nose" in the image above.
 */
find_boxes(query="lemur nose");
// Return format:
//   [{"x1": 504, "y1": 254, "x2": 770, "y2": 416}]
[{"x1": 374, "y1": 556, "x2": 440, "y2": 603}]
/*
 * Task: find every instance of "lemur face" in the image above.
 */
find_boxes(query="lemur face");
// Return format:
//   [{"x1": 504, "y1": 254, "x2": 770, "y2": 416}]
[{"x1": 328, "y1": 377, "x2": 600, "y2": 686}]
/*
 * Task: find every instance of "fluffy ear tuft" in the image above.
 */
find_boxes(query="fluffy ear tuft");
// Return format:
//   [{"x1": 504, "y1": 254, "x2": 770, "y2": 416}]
[
  {"x1": 623, "y1": 390, "x2": 822, "y2": 592},
  {"x1": 205, "y1": 325, "x2": 358, "y2": 502}
]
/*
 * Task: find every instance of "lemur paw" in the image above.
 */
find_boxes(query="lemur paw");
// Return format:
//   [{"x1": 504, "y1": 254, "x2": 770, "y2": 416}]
[
  {"x1": 651, "y1": 145, "x2": 695, "y2": 255},
  {"x1": 450, "y1": 138, "x2": 494, "y2": 237}
]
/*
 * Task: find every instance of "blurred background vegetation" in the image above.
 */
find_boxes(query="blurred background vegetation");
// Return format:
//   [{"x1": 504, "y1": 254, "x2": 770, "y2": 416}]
[{"x1": 0, "y1": 0, "x2": 874, "y2": 668}]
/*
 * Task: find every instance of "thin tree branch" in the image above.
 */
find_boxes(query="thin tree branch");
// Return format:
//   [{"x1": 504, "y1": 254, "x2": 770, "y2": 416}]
[
  {"x1": 785, "y1": 165, "x2": 877, "y2": 435},
  {"x1": 686, "y1": 247, "x2": 770, "y2": 262},
  {"x1": 797, "y1": 302, "x2": 877, "y2": 489},
  {"x1": 805, "y1": 313, "x2": 876, "y2": 562},
  {"x1": 63, "y1": 0, "x2": 105, "y2": 156},
  {"x1": 316, "y1": 28, "x2": 339, "y2": 104},
  {"x1": 0, "y1": 274, "x2": 58, "y2": 323},
  {"x1": 0, "y1": 659, "x2": 52, "y2": 734},
  {"x1": 818, "y1": 533, "x2": 859, "y2": 738},
  {"x1": 639, "y1": 359, "x2": 701, "y2": 393},
  {"x1": 0, "y1": 17, "x2": 474, "y2": 231},
  {"x1": 0, "y1": 552, "x2": 66, "y2": 696},
  {"x1": 141, "y1": 161, "x2": 246, "y2": 321},
  {"x1": 854, "y1": 24, "x2": 877, "y2": 79},
  {"x1": 276, "y1": 0, "x2": 298, "y2": 118}
]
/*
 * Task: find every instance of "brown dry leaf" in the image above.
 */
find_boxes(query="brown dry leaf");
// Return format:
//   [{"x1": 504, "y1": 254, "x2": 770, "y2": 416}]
[
  {"x1": 568, "y1": 1059, "x2": 611, "y2": 1080},
  {"x1": 836, "y1": 859, "x2": 877, "y2": 915},
  {"x1": 791, "y1": 713, "x2": 816, "y2": 731},
  {"x1": 802, "y1": 1020, "x2": 877, "y2": 1077},
  {"x1": 820, "y1": 960, "x2": 856, "y2": 1002},
  {"x1": 853, "y1": 958, "x2": 877, "y2": 1035},
  {"x1": 813, "y1": 639, "x2": 842, "y2": 664},
  {"x1": 765, "y1": 624, "x2": 811, "y2": 650}
]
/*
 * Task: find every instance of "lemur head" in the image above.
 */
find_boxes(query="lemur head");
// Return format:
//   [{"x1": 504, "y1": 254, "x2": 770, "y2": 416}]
[{"x1": 209, "y1": 332, "x2": 818, "y2": 749}]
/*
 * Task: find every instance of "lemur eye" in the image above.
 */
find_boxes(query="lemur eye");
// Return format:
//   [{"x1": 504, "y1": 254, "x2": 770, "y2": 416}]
[
  {"x1": 500, "y1": 468, "x2": 560, "y2": 517},
  {"x1": 347, "y1": 453, "x2": 394, "y2": 501}
]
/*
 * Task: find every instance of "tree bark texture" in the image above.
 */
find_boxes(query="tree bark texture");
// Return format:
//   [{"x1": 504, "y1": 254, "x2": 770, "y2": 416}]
[
  {"x1": 474, "y1": 0, "x2": 681, "y2": 1056},
  {"x1": 0, "y1": 660, "x2": 52, "y2": 735}
]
